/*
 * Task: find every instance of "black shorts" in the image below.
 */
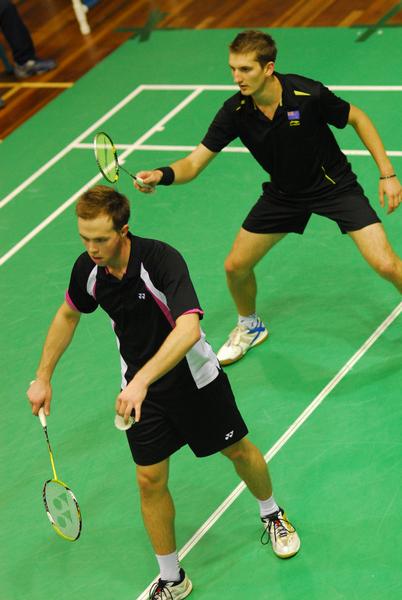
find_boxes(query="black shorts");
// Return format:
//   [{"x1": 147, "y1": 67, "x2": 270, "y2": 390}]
[
  {"x1": 125, "y1": 370, "x2": 249, "y2": 466},
  {"x1": 242, "y1": 182, "x2": 381, "y2": 235}
]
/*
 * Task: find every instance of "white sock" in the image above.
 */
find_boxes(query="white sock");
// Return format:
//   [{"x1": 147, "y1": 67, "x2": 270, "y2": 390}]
[
  {"x1": 238, "y1": 313, "x2": 258, "y2": 329},
  {"x1": 156, "y1": 551, "x2": 181, "y2": 582},
  {"x1": 258, "y1": 495, "x2": 280, "y2": 519}
]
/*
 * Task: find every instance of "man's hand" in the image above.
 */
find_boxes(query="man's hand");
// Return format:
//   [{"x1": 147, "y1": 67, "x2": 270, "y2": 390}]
[
  {"x1": 115, "y1": 376, "x2": 148, "y2": 423},
  {"x1": 134, "y1": 170, "x2": 162, "y2": 194},
  {"x1": 379, "y1": 176, "x2": 402, "y2": 214},
  {"x1": 27, "y1": 379, "x2": 52, "y2": 416}
]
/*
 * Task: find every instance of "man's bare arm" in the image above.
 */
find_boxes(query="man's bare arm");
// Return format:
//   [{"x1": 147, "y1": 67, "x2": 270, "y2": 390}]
[{"x1": 27, "y1": 301, "x2": 81, "y2": 415}]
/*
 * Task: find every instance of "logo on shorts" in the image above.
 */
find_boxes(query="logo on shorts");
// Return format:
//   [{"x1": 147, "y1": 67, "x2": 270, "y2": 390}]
[{"x1": 225, "y1": 430, "x2": 234, "y2": 441}]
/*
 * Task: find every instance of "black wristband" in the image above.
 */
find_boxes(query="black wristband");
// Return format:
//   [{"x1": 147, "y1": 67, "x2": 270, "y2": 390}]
[
  {"x1": 379, "y1": 174, "x2": 396, "y2": 180},
  {"x1": 156, "y1": 166, "x2": 175, "y2": 186}
]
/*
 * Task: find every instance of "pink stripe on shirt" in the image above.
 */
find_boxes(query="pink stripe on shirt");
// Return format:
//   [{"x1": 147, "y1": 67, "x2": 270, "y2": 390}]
[{"x1": 65, "y1": 291, "x2": 80, "y2": 312}]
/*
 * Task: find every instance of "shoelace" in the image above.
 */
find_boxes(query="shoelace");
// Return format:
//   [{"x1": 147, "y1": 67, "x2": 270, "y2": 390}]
[
  {"x1": 148, "y1": 580, "x2": 174, "y2": 600},
  {"x1": 260, "y1": 512, "x2": 295, "y2": 546}
]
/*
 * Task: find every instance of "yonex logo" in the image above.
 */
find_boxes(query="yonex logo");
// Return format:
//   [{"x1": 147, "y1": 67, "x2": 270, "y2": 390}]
[
  {"x1": 138, "y1": 293, "x2": 146, "y2": 299},
  {"x1": 225, "y1": 430, "x2": 234, "y2": 440}
]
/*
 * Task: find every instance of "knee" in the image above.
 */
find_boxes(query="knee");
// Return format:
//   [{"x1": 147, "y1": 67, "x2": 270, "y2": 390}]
[
  {"x1": 224, "y1": 254, "x2": 250, "y2": 277},
  {"x1": 222, "y1": 439, "x2": 251, "y2": 463},
  {"x1": 136, "y1": 468, "x2": 167, "y2": 497},
  {"x1": 375, "y1": 256, "x2": 400, "y2": 281}
]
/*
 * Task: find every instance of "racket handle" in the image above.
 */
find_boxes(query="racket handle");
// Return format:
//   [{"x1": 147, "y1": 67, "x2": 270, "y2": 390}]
[
  {"x1": 134, "y1": 175, "x2": 154, "y2": 190},
  {"x1": 38, "y1": 407, "x2": 47, "y2": 428}
]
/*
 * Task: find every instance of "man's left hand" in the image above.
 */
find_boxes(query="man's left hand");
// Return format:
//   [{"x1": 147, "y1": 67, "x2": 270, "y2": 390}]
[
  {"x1": 379, "y1": 176, "x2": 402, "y2": 214},
  {"x1": 116, "y1": 377, "x2": 148, "y2": 423}
]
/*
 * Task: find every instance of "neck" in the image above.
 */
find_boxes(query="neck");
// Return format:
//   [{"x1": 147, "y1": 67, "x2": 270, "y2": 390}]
[
  {"x1": 253, "y1": 74, "x2": 281, "y2": 106},
  {"x1": 107, "y1": 236, "x2": 131, "y2": 278}
]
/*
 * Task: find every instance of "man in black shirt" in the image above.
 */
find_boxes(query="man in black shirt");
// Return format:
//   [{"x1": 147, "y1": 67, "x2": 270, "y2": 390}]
[
  {"x1": 27, "y1": 186, "x2": 300, "y2": 600},
  {"x1": 134, "y1": 30, "x2": 402, "y2": 366}
]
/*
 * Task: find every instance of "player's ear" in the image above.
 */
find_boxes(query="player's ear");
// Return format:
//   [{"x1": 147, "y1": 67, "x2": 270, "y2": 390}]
[
  {"x1": 265, "y1": 61, "x2": 275, "y2": 77},
  {"x1": 120, "y1": 224, "x2": 129, "y2": 237}
]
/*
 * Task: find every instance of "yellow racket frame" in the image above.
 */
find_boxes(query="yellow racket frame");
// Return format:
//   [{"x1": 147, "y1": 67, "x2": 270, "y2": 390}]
[{"x1": 38, "y1": 407, "x2": 82, "y2": 541}]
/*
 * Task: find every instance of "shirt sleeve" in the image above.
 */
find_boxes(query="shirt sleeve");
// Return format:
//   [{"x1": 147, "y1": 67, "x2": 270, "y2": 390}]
[
  {"x1": 153, "y1": 244, "x2": 204, "y2": 322},
  {"x1": 201, "y1": 104, "x2": 238, "y2": 152},
  {"x1": 318, "y1": 83, "x2": 350, "y2": 129},
  {"x1": 66, "y1": 255, "x2": 99, "y2": 314}
]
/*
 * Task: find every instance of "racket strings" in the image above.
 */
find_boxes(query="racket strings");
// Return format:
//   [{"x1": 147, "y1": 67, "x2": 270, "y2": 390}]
[
  {"x1": 44, "y1": 480, "x2": 81, "y2": 540},
  {"x1": 94, "y1": 133, "x2": 119, "y2": 182}
]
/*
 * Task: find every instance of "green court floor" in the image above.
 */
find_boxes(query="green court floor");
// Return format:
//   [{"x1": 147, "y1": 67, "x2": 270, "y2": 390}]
[{"x1": 0, "y1": 28, "x2": 401, "y2": 600}]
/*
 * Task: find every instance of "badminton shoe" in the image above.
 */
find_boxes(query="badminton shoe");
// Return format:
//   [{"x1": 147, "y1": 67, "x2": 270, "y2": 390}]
[
  {"x1": 261, "y1": 508, "x2": 300, "y2": 559},
  {"x1": 148, "y1": 569, "x2": 192, "y2": 599},
  {"x1": 217, "y1": 318, "x2": 268, "y2": 365}
]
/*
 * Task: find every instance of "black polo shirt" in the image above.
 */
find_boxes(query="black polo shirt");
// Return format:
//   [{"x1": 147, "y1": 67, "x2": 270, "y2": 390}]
[
  {"x1": 201, "y1": 72, "x2": 356, "y2": 198},
  {"x1": 66, "y1": 233, "x2": 220, "y2": 394}
]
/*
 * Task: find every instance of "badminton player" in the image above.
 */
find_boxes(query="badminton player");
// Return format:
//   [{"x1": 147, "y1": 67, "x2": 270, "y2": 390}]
[
  {"x1": 27, "y1": 185, "x2": 300, "y2": 600},
  {"x1": 134, "y1": 29, "x2": 402, "y2": 366}
]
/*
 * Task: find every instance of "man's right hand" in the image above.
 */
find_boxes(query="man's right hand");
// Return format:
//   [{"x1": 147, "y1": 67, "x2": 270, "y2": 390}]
[
  {"x1": 134, "y1": 169, "x2": 162, "y2": 193},
  {"x1": 27, "y1": 379, "x2": 52, "y2": 416}
]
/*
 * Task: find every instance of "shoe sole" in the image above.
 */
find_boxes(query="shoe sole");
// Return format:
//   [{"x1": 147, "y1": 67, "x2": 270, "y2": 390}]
[
  {"x1": 219, "y1": 330, "x2": 269, "y2": 366},
  {"x1": 176, "y1": 579, "x2": 193, "y2": 599},
  {"x1": 273, "y1": 538, "x2": 301, "y2": 559}
]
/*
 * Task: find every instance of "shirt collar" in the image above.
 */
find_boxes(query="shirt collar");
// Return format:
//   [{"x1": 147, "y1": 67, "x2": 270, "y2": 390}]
[
  {"x1": 241, "y1": 72, "x2": 299, "y2": 114},
  {"x1": 98, "y1": 231, "x2": 140, "y2": 281}
]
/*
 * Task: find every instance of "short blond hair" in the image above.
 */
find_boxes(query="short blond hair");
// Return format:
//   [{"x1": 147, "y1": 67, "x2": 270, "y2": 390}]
[
  {"x1": 76, "y1": 185, "x2": 130, "y2": 231},
  {"x1": 229, "y1": 30, "x2": 277, "y2": 66}
]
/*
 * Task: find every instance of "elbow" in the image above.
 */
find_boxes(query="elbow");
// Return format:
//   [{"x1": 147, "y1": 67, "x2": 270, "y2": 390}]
[{"x1": 191, "y1": 325, "x2": 201, "y2": 346}]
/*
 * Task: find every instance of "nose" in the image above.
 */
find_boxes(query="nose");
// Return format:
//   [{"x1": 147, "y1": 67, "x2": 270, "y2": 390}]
[
  {"x1": 88, "y1": 242, "x2": 99, "y2": 255},
  {"x1": 233, "y1": 69, "x2": 242, "y2": 83}
]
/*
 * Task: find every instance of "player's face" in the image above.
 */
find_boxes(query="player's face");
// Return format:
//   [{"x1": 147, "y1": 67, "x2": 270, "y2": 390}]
[
  {"x1": 229, "y1": 52, "x2": 273, "y2": 96},
  {"x1": 78, "y1": 214, "x2": 127, "y2": 267}
]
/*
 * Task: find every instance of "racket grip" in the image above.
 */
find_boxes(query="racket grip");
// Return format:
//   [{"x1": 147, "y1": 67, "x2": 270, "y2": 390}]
[
  {"x1": 135, "y1": 176, "x2": 154, "y2": 190},
  {"x1": 38, "y1": 407, "x2": 47, "y2": 428}
]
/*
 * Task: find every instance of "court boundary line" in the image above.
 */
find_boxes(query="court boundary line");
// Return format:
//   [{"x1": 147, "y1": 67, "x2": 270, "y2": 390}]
[
  {"x1": 2, "y1": 83, "x2": 402, "y2": 211},
  {"x1": 135, "y1": 300, "x2": 402, "y2": 600},
  {"x1": 0, "y1": 84, "x2": 146, "y2": 210},
  {"x1": 75, "y1": 142, "x2": 402, "y2": 157},
  {"x1": 0, "y1": 89, "x2": 203, "y2": 267}
]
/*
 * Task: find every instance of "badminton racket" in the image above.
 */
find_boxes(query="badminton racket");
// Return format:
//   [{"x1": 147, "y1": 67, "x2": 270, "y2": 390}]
[
  {"x1": 38, "y1": 407, "x2": 82, "y2": 542},
  {"x1": 94, "y1": 131, "x2": 153, "y2": 189}
]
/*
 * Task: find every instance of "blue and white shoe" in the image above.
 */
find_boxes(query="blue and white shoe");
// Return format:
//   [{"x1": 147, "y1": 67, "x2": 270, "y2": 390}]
[
  {"x1": 217, "y1": 318, "x2": 268, "y2": 365},
  {"x1": 14, "y1": 57, "x2": 56, "y2": 79}
]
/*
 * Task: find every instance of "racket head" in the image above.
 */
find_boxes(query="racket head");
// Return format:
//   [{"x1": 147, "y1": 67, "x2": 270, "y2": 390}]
[
  {"x1": 94, "y1": 131, "x2": 119, "y2": 183},
  {"x1": 43, "y1": 479, "x2": 82, "y2": 541}
]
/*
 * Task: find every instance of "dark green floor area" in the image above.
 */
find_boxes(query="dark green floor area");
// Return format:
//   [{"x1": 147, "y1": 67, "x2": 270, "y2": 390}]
[{"x1": 0, "y1": 28, "x2": 401, "y2": 600}]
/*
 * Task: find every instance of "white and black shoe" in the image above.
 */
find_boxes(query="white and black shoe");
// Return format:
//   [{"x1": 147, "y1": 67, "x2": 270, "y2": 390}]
[
  {"x1": 261, "y1": 508, "x2": 301, "y2": 559},
  {"x1": 148, "y1": 568, "x2": 193, "y2": 599}
]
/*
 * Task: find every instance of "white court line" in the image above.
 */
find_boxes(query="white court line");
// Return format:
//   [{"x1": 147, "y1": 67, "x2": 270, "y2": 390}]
[
  {"x1": 135, "y1": 300, "x2": 402, "y2": 600},
  {"x1": 0, "y1": 89, "x2": 203, "y2": 267},
  {"x1": 136, "y1": 84, "x2": 402, "y2": 92},
  {"x1": 0, "y1": 85, "x2": 145, "y2": 210},
  {"x1": 2, "y1": 83, "x2": 402, "y2": 211},
  {"x1": 76, "y1": 142, "x2": 402, "y2": 157}
]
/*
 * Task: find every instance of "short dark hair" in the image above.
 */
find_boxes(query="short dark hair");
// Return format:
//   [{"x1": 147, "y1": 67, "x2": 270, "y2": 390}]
[
  {"x1": 229, "y1": 30, "x2": 277, "y2": 67},
  {"x1": 76, "y1": 185, "x2": 130, "y2": 231}
]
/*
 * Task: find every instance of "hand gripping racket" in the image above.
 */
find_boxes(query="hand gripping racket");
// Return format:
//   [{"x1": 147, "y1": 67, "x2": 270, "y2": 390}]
[
  {"x1": 94, "y1": 131, "x2": 153, "y2": 189},
  {"x1": 38, "y1": 407, "x2": 82, "y2": 541}
]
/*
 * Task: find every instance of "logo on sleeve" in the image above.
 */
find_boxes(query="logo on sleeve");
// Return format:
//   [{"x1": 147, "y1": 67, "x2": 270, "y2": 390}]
[
  {"x1": 287, "y1": 110, "x2": 300, "y2": 126},
  {"x1": 138, "y1": 293, "x2": 146, "y2": 299},
  {"x1": 225, "y1": 430, "x2": 234, "y2": 441}
]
